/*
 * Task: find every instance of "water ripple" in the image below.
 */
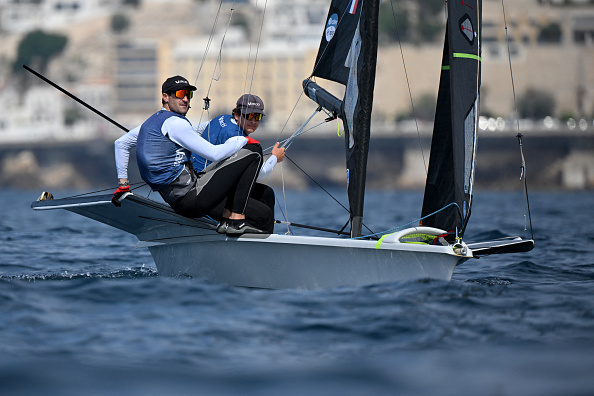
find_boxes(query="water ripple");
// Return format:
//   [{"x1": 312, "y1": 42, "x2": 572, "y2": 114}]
[{"x1": 1, "y1": 190, "x2": 594, "y2": 393}]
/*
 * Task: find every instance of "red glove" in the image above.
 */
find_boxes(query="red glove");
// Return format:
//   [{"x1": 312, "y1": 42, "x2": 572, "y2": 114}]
[
  {"x1": 111, "y1": 185, "x2": 130, "y2": 207},
  {"x1": 246, "y1": 136, "x2": 260, "y2": 145}
]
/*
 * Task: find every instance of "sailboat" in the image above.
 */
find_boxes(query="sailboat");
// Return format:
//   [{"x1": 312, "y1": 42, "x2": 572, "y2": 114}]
[{"x1": 31, "y1": 0, "x2": 533, "y2": 289}]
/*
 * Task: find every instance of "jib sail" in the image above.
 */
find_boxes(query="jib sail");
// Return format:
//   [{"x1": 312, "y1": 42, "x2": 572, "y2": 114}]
[{"x1": 421, "y1": 0, "x2": 482, "y2": 238}]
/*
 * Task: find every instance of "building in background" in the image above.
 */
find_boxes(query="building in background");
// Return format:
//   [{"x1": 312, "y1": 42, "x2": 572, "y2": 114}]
[
  {"x1": 115, "y1": 40, "x2": 159, "y2": 115},
  {"x1": 0, "y1": 0, "x2": 592, "y2": 143},
  {"x1": 0, "y1": 0, "x2": 119, "y2": 34}
]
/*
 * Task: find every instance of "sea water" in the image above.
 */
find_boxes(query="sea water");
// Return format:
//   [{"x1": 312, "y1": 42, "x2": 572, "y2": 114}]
[{"x1": 1, "y1": 188, "x2": 593, "y2": 395}]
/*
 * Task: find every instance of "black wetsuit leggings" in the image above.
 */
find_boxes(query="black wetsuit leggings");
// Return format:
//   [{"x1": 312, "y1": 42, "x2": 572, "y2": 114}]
[
  {"x1": 208, "y1": 182, "x2": 275, "y2": 233},
  {"x1": 166, "y1": 144, "x2": 274, "y2": 232}
]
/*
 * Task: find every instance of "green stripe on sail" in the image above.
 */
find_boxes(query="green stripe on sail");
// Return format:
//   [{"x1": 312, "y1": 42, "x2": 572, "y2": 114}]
[{"x1": 453, "y1": 53, "x2": 481, "y2": 61}]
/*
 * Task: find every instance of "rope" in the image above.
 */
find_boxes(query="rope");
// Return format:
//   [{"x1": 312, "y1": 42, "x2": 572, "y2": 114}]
[
  {"x1": 516, "y1": 133, "x2": 534, "y2": 240},
  {"x1": 275, "y1": 108, "x2": 324, "y2": 150},
  {"x1": 284, "y1": 155, "x2": 350, "y2": 215},
  {"x1": 262, "y1": 105, "x2": 354, "y2": 235},
  {"x1": 270, "y1": 77, "x2": 334, "y2": 145},
  {"x1": 60, "y1": 182, "x2": 147, "y2": 199},
  {"x1": 282, "y1": 155, "x2": 375, "y2": 236},
  {"x1": 352, "y1": 202, "x2": 463, "y2": 240},
  {"x1": 277, "y1": 162, "x2": 292, "y2": 235}
]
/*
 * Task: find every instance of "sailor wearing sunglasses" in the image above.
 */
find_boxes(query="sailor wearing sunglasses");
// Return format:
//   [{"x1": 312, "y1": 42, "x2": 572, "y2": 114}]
[
  {"x1": 190, "y1": 94, "x2": 285, "y2": 234},
  {"x1": 121, "y1": 75, "x2": 269, "y2": 235}
]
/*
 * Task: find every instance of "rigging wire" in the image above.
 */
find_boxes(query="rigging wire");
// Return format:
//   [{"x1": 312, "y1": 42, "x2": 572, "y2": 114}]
[
  {"x1": 267, "y1": 3, "x2": 373, "y2": 234},
  {"x1": 284, "y1": 155, "x2": 350, "y2": 215},
  {"x1": 189, "y1": 0, "x2": 370, "y2": 236},
  {"x1": 501, "y1": 0, "x2": 521, "y2": 133},
  {"x1": 193, "y1": 0, "x2": 228, "y2": 89},
  {"x1": 283, "y1": 154, "x2": 375, "y2": 236},
  {"x1": 501, "y1": 0, "x2": 534, "y2": 241},
  {"x1": 262, "y1": 107, "x2": 380, "y2": 235},
  {"x1": 197, "y1": 6, "x2": 237, "y2": 130},
  {"x1": 244, "y1": 0, "x2": 268, "y2": 95},
  {"x1": 274, "y1": 108, "x2": 329, "y2": 150},
  {"x1": 388, "y1": 0, "x2": 428, "y2": 176},
  {"x1": 269, "y1": 0, "x2": 351, "y2": 145},
  {"x1": 272, "y1": 2, "x2": 351, "y2": 144},
  {"x1": 272, "y1": 81, "x2": 309, "y2": 144},
  {"x1": 204, "y1": 9, "x2": 235, "y2": 97},
  {"x1": 264, "y1": 97, "x2": 363, "y2": 234}
]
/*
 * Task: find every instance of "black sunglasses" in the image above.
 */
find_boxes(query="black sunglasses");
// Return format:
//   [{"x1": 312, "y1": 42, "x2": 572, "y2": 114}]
[{"x1": 243, "y1": 113, "x2": 263, "y2": 121}]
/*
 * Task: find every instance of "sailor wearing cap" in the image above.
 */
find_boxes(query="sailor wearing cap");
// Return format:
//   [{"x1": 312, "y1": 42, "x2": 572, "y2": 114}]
[
  {"x1": 133, "y1": 75, "x2": 269, "y2": 235},
  {"x1": 190, "y1": 94, "x2": 285, "y2": 233}
]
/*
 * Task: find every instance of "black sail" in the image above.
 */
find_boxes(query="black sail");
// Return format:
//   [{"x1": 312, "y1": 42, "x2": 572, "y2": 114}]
[
  {"x1": 421, "y1": 0, "x2": 482, "y2": 237},
  {"x1": 308, "y1": 0, "x2": 379, "y2": 237}
]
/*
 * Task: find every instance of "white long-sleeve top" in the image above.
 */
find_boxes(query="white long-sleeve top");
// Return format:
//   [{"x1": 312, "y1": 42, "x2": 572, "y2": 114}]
[
  {"x1": 162, "y1": 116, "x2": 246, "y2": 163},
  {"x1": 115, "y1": 119, "x2": 277, "y2": 182}
]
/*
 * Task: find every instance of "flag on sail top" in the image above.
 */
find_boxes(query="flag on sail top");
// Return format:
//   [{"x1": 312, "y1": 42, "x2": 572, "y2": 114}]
[{"x1": 348, "y1": 0, "x2": 359, "y2": 14}]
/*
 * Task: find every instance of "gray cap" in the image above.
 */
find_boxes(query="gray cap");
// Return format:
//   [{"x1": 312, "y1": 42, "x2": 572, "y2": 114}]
[{"x1": 236, "y1": 94, "x2": 265, "y2": 115}]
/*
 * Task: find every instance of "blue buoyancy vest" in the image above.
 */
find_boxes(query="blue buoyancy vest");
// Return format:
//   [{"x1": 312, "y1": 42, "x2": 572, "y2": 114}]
[
  {"x1": 191, "y1": 114, "x2": 244, "y2": 172},
  {"x1": 137, "y1": 110, "x2": 191, "y2": 190}
]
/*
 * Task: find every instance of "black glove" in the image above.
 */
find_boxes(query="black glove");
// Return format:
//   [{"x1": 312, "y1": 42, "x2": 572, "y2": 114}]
[{"x1": 111, "y1": 185, "x2": 130, "y2": 207}]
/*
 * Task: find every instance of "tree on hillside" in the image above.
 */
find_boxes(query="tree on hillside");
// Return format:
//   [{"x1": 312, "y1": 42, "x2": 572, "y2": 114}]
[
  {"x1": 12, "y1": 30, "x2": 68, "y2": 74},
  {"x1": 379, "y1": 0, "x2": 445, "y2": 45},
  {"x1": 379, "y1": 1, "x2": 410, "y2": 44},
  {"x1": 122, "y1": 0, "x2": 141, "y2": 7},
  {"x1": 111, "y1": 14, "x2": 131, "y2": 34},
  {"x1": 517, "y1": 88, "x2": 556, "y2": 119},
  {"x1": 232, "y1": 12, "x2": 252, "y2": 41},
  {"x1": 416, "y1": 0, "x2": 445, "y2": 43},
  {"x1": 396, "y1": 92, "x2": 436, "y2": 122},
  {"x1": 537, "y1": 21, "x2": 562, "y2": 44}
]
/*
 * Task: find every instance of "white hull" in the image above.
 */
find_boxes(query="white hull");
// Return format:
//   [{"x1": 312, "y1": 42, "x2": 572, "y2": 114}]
[
  {"x1": 142, "y1": 233, "x2": 467, "y2": 289},
  {"x1": 32, "y1": 193, "x2": 472, "y2": 289}
]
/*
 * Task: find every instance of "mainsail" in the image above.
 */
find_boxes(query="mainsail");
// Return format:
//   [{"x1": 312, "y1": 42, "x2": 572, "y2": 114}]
[
  {"x1": 421, "y1": 0, "x2": 482, "y2": 237},
  {"x1": 305, "y1": 0, "x2": 379, "y2": 237}
]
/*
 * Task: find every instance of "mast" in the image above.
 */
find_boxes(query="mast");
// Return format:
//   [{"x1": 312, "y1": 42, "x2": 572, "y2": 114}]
[
  {"x1": 305, "y1": 0, "x2": 379, "y2": 238},
  {"x1": 348, "y1": 0, "x2": 379, "y2": 237}
]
